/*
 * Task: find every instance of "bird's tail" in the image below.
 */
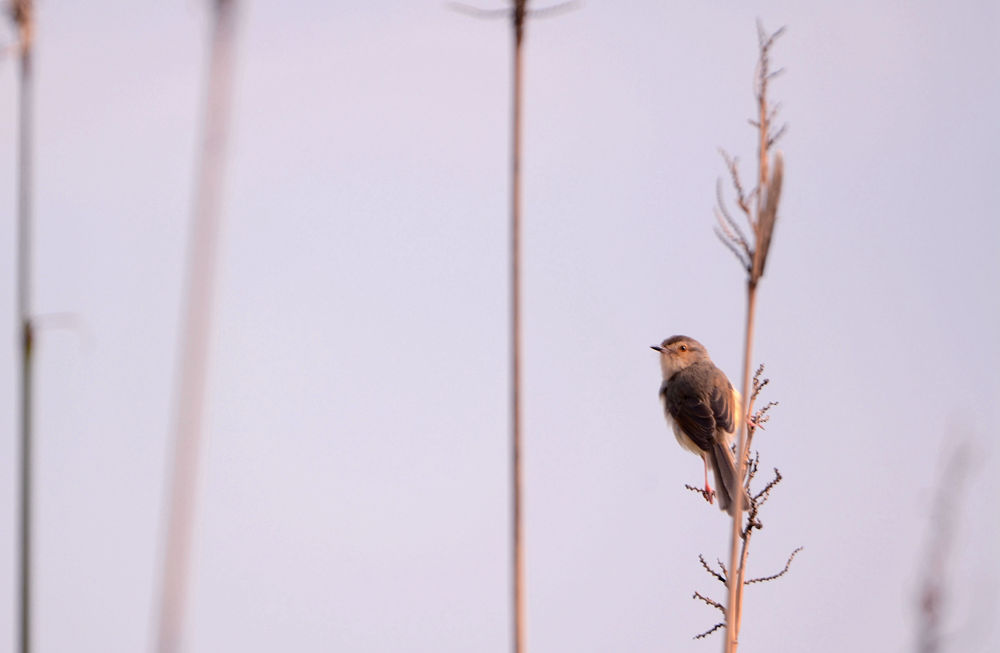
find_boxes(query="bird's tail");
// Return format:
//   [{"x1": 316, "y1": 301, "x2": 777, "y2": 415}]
[{"x1": 711, "y1": 442, "x2": 751, "y2": 516}]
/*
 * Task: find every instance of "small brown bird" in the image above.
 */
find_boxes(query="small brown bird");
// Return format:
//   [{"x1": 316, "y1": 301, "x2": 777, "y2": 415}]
[{"x1": 651, "y1": 335, "x2": 749, "y2": 515}]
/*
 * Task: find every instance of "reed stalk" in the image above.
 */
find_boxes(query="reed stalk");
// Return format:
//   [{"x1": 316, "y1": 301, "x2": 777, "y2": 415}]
[
  {"x1": 155, "y1": 3, "x2": 239, "y2": 652},
  {"x1": 11, "y1": 2, "x2": 35, "y2": 652}
]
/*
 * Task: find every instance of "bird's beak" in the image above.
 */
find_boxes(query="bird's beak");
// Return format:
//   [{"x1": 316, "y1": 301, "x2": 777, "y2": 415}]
[{"x1": 650, "y1": 345, "x2": 663, "y2": 352}]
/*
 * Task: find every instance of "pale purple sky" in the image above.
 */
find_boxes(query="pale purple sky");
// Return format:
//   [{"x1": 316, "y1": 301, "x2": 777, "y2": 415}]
[{"x1": 1, "y1": 2, "x2": 998, "y2": 652}]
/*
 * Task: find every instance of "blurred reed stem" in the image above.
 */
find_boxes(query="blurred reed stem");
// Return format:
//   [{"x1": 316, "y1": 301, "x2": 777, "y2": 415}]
[
  {"x1": 11, "y1": 2, "x2": 35, "y2": 652},
  {"x1": 156, "y1": 2, "x2": 238, "y2": 652}
]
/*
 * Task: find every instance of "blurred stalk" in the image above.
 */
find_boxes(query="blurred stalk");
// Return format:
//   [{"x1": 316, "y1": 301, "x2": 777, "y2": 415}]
[
  {"x1": 155, "y1": 2, "x2": 238, "y2": 652},
  {"x1": 510, "y1": 3, "x2": 526, "y2": 653},
  {"x1": 11, "y1": 2, "x2": 34, "y2": 652},
  {"x1": 916, "y1": 441, "x2": 973, "y2": 653}
]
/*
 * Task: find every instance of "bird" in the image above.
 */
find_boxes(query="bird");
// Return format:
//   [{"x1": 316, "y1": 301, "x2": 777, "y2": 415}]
[{"x1": 651, "y1": 335, "x2": 750, "y2": 515}]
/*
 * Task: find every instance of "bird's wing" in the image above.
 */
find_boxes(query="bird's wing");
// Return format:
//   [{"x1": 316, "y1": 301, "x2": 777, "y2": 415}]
[
  {"x1": 708, "y1": 369, "x2": 737, "y2": 436},
  {"x1": 664, "y1": 378, "x2": 717, "y2": 453}
]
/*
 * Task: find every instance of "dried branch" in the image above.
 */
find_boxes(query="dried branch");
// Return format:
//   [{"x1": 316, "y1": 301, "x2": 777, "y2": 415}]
[
  {"x1": 748, "y1": 365, "x2": 777, "y2": 434},
  {"x1": 740, "y1": 468, "x2": 781, "y2": 536},
  {"x1": 767, "y1": 124, "x2": 788, "y2": 149},
  {"x1": 743, "y1": 364, "x2": 774, "y2": 460},
  {"x1": 692, "y1": 456, "x2": 790, "y2": 641},
  {"x1": 745, "y1": 547, "x2": 803, "y2": 585},
  {"x1": 714, "y1": 227, "x2": 752, "y2": 271},
  {"x1": 752, "y1": 401, "x2": 778, "y2": 430},
  {"x1": 750, "y1": 364, "x2": 769, "y2": 399},
  {"x1": 745, "y1": 451, "x2": 760, "y2": 485},
  {"x1": 713, "y1": 206, "x2": 746, "y2": 254},
  {"x1": 720, "y1": 150, "x2": 752, "y2": 218},
  {"x1": 699, "y1": 554, "x2": 727, "y2": 585},
  {"x1": 694, "y1": 591, "x2": 727, "y2": 615},
  {"x1": 714, "y1": 181, "x2": 753, "y2": 271},
  {"x1": 741, "y1": 502, "x2": 764, "y2": 538},
  {"x1": 718, "y1": 22, "x2": 785, "y2": 287},
  {"x1": 752, "y1": 468, "x2": 782, "y2": 508},
  {"x1": 694, "y1": 622, "x2": 726, "y2": 640},
  {"x1": 766, "y1": 67, "x2": 786, "y2": 81},
  {"x1": 685, "y1": 483, "x2": 715, "y2": 505},
  {"x1": 716, "y1": 558, "x2": 729, "y2": 579},
  {"x1": 715, "y1": 178, "x2": 752, "y2": 252},
  {"x1": 753, "y1": 23, "x2": 786, "y2": 106},
  {"x1": 757, "y1": 23, "x2": 786, "y2": 57}
]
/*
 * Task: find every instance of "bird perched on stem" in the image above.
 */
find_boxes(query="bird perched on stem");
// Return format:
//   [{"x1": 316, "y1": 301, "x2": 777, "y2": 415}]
[{"x1": 652, "y1": 335, "x2": 749, "y2": 515}]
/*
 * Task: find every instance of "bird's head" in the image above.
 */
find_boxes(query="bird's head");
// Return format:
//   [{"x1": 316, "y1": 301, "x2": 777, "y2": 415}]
[{"x1": 650, "y1": 335, "x2": 709, "y2": 378}]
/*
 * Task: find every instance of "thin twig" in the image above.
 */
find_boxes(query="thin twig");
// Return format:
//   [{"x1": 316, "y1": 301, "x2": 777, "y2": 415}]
[
  {"x1": 695, "y1": 623, "x2": 726, "y2": 640},
  {"x1": 714, "y1": 226, "x2": 751, "y2": 272},
  {"x1": 720, "y1": 151, "x2": 752, "y2": 218},
  {"x1": 752, "y1": 468, "x2": 782, "y2": 506},
  {"x1": 749, "y1": 365, "x2": 768, "y2": 399},
  {"x1": 699, "y1": 554, "x2": 727, "y2": 584},
  {"x1": 745, "y1": 547, "x2": 803, "y2": 585},
  {"x1": 685, "y1": 483, "x2": 715, "y2": 505},
  {"x1": 694, "y1": 591, "x2": 727, "y2": 615},
  {"x1": 752, "y1": 401, "x2": 778, "y2": 429},
  {"x1": 744, "y1": 451, "x2": 760, "y2": 486},
  {"x1": 715, "y1": 179, "x2": 752, "y2": 261},
  {"x1": 716, "y1": 558, "x2": 728, "y2": 580},
  {"x1": 757, "y1": 23, "x2": 787, "y2": 55},
  {"x1": 767, "y1": 124, "x2": 788, "y2": 149},
  {"x1": 713, "y1": 201, "x2": 747, "y2": 252}
]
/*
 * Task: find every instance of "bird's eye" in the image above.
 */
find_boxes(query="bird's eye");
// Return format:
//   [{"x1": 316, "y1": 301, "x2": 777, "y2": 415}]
[{"x1": 679, "y1": 345, "x2": 688, "y2": 352}]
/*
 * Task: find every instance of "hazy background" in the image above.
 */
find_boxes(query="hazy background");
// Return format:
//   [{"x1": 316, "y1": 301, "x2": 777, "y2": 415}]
[{"x1": 1, "y1": 1, "x2": 998, "y2": 651}]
